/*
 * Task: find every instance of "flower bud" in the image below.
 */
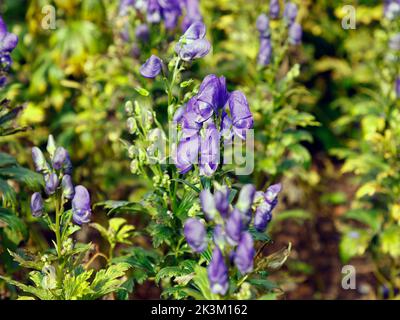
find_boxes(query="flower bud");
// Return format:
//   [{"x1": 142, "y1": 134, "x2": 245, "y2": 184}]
[
  {"x1": 234, "y1": 231, "x2": 255, "y2": 274},
  {"x1": 30, "y1": 192, "x2": 44, "y2": 217},
  {"x1": 52, "y1": 147, "x2": 68, "y2": 170},
  {"x1": 184, "y1": 218, "x2": 207, "y2": 253},
  {"x1": 45, "y1": 173, "x2": 59, "y2": 195},
  {"x1": 207, "y1": 246, "x2": 228, "y2": 295},
  {"x1": 125, "y1": 101, "x2": 134, "y2": 114},
  {"x1": 200, "y1": 189, "x2": 217, "y2": 220},
  {"x1": 72, "y1": 185, "x2": 92, "y2": 225},
  {"x1": 127, "y1": 117, "x2": 137, "y2": 134},
  {"x1": 226, "y1": 208, "x2": 243, "y2": 245},
  {"x1": 61, "y1": 174, "x2": 74, "y2": 199},
  {"x1": 31, "y1": 147, "x2": 48, "y2": 173},
  {"x1": 236, "y1": 184, "x2": 256, "y2": 213},
  {"x1": 46, "y1": 134, "x2": 56, "y2": 158}
]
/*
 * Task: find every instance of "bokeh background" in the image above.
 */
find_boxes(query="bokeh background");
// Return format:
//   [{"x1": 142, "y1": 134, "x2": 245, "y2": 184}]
[{"x1": 1, "y1": 0, "x2": 399, "y2": 299}]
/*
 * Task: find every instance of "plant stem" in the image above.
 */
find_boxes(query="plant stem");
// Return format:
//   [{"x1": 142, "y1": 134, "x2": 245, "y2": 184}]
[{"x1": 54, "y1": 196, "x2": 62, "y2": 259}]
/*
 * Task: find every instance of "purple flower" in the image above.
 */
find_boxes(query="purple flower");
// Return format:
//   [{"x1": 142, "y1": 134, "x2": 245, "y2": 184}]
[
  {"x1": 140, "y1": 55, "x2": 163, "y2": 78},
  {"x1": 254, "y1": 201, "x2": 272, "y2": 232},
  {"x1": 258, "y1": 37, "x2": 272, "y2": 66},
  {"x1": 256, "y1": 14, "x2": 270, "y2": 38},
  {"x1": 52, "y1": 147, "x2": 68, "y2": 171},
  {"x1": 72, "y1": 185, "x2": 92, "y2": 225},
  {"x1": 135, "y1": 24, "x2": 150, "y2": 42},
  {"x1": 61, "y1": 174, "x2": 74, "y2": 199},
  {"x1": 118, "y1": 0, "x2": 135, "y2": 16},
  {"x1": 30, "y1": 192, "x2": 43, "y2": 217},
  {"x1": 228, "y1": 91, "x2": 254, "y2": 140},
  {"x1": 283, "y1": 2, "x2": 298, "y2": 25},
  {"x1": 45, "y1": 173, "x2": 59, "y2": 195},
  {"x1": 269, "y1": 0, "x2": 280, "y2": 19},
  {"x1": 234, "y1": 231, "x2": 255, "y2": 274},
  {"x1": 200, "y1": 189, "x2": 217, "y2": 220},
  {"x1": 199, "y1": 122, "x2": 220, "y2": 176},
  {"x1": 396, "y1": 77, "x2": 400, "y2": 99},
  {"x1": 214, "y1": 186, "x2": 230, "y2": 218},
  {"x1": 184, "y1": 218, "x2": 207, "y2": 253},
  {"x1": 264, "y1": 183, "x2": 282, "y2": 208},
  {"x1": 207, "y1": 246, "x2": 229, "y2": 295},
  {"x1": 188, "y1": 74, "x2": 228, "y2": 123},
  {"x1": 384, "y1": 1, "x2": 400, "y2": 20},
  {"x1": 226, "y1": 208, "x2": 243, "y2": 245},
  {"x1": 175, "y1": 134, "x2": 200, "y2": 174},
  {"x1": 175, "y1": 22, "x2": 211, "y2": 61},
  {"x1": 147, "y1": 0, "x2": 162, "y2": 24},
  {"x1": 389, "y1": 33, "x2": 400, "y2": 51},
  {"x1": 0, "y1": 16, "x2": 18, "y2": 54},
  {"x1": 289, "y1": 22, "x2": 302, "y2": 45},
  {"x1": 220, "y1": 111, "x2": 233, "y2": 141},
  {"x1": 32, "y1": 147, "x2": 48, "y2": 173},
  {"x1": 181, "y1": 0, "x2": 203, "y2": 31},
  {"x1": 213, "y1": 224, "x2": 226, "y2": 247},
  {"x1": 236, "y1": 184, "x2": 256, "y2": 214}
]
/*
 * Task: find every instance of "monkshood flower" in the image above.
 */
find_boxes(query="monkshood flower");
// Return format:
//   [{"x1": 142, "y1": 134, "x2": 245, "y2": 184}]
[
  {"x1": 140, "y1": 54, "x2": 163, "y2": 78},
  {"x1": 45, "y1": 173, "x2": 59, "y2": 195},
  {"x1": 207, "y1": 246, "x2": 229, "y2": 295},
  {"x1": 61, "y1": 175, "x2": 75, "y2": 199},
  {"x1": 0, "y1": 16, "x2": 18, "y2": 71},
  {"x1": 175, "y1": 21, "x2": 211, "y2": 61},
  {"x1": 288, "y1": 22, "x2": 302, "y2": 45},
  {"x1": 227, "y1": 91, "x2": 254, "y2": 140},
  {"x1": 389, "y1": 33, "x2": 400, "y2": 51},
  {"x1": 184, "y1": 218, "x2": 207, "y2": 252},
  {"x1": 258, "y1": 37, "x2": 272, "y2": 66},
  {"x1": 147, "y1": 0, "x2": 182, "y2": 30},
  {"x1": 236, "y1": 184, "x2": 256, "y2": 214},
  {"x1": 384, "y1": 0, "x2": 400, "y2": 20},
  {"x1": 200, "y1": 188, "x2": 218, "y2": 220},
  {"x1": 174, "y1": 74, "x2": 253, "y2": 175},
  {"x1": 135, "y1": 24, "x2": 150, "y2": 42},
  {"x1": 396, "y1": 77, "x2": 400, "y2": 99},
  {"x1": 269, "y1": 0, "x2": 280, "y2": 19},
  {"x1": 256, "y1": 14, "x2": 270, "y2": 38},
  {"x1": 234, "y1": 231, "x2": 255, "y2": 274},
  {"x1": 30, "y1": 192, "x2": 44, "y2": 217},
  {"x1": 214, "y1": 185, "x2": 230, "y2": 218},
  {"x1": 181, "y1": 0, "x2": 203, "y2": 31},
  {"x1": 72, "y1": 185, "x2": 92, "y2": 225},
  {"x1": 52, "y1": 147, "x2": 68, "y2": 171},
  {"x1": 283, "y1": 2, "x2": 298, "y2": 26},
  {"x1": 118, "y1": 0, "x2": 135, "y2": 16},
  {"x1": 199, "y1": 122, "x2": 220, "y2": 176},
  {"x1": 254, "y1": 183, "x2": 282, "y2": 232},
  {"x1": 32, "y1": 147, "x2": 49, "y2": 173},
  {"x1": 226, "y1": 208, "x2": 243, "y2": 245}
]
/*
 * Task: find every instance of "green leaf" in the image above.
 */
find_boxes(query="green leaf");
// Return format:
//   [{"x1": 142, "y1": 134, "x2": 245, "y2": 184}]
[
  {"x1": 88, "y1": 263, "x2": 130, "y2": 299},
  {"x1": 155, "y1": 266, "x2": 182, "y2": 283},
  {"x1": 342, "y1": 209, "x2": 382, "y2": 233},
  {"x1": 191, "y1": 265, "x2": 219, "y2": 300},
  {"x1": 339, "y1": 229, "x2": 372, "y2": 263},
  {"x1": 0, "y1": 208, "x2": 28, "y2": 244},
  {"x1": 380, "y1": 226, "x2": 400, "y2": 258}
]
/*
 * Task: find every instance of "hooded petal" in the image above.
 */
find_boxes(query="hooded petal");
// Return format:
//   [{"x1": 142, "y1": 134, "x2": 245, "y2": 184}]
[
  {"x1": 177, "y1": 38, "x2": 211, "y2": 61},
  {"x1": 207, "y1": 246, "x2": 229, "y2": 295},
  {"x1": 234, "y1": 231, "x2": 255, "y2": 274},
  {"x1": 72, "y1": 185, "x2": 92, "y2": 225},
  {"x1": 226, "y1": 208, "x2": 243, "y2": 245},
  {"x1": 228, "y1": 91, "x2": 253, "y2": 139},
  {"x1": 30, "y1": 192, "x2": 43, "y2": 217},
  {"x1": 175, "y1": 134, "x2": 200, "y2": 174},
  {"x1": 200, "y1": 122, "x2": 220, "y2": 176},
  {"x1": 140, "y1": 55, "x2": 163, "y2": 78},
  {"x1": 256, "y1": 13, "x2": 270, "y2": 38},
  {"x1": 184, "y1": 218, "x2": 207, "y2": 253}
]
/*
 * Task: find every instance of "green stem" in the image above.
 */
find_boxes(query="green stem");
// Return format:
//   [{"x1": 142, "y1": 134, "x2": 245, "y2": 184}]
[
  {"x1": 54, "y1": 196, "x2": 62, "y2": 259},
  {"x1": 167, "y1": 57, "x2": 181, "y2": 119}
]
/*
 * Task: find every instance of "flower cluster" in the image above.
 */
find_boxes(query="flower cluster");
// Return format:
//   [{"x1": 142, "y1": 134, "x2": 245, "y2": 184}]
[
  {"x1": 139, "y1": 21, "x2": 210, "y2": 78},
  {"x1": 257, "y1": 1, "x2": 302, "y2": 67},
  {"x1": 384, "y1": 0, "x2": 400, "y2": 20},
  {"x1": 184, "y1": 183, "x2": 282, "y2": 295},
  {"x1": 119, "y1": 0, "x2": 203, "y2": 32},
  {"x1": 0, "y1": 15, "x2": 18, "y2": 86},
  {"x1": 173, "y1": 74, "x2": 253, "y2": 176},
  {"x1": 30, "y1": 135, "x2": 92, "y2": 225}
]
